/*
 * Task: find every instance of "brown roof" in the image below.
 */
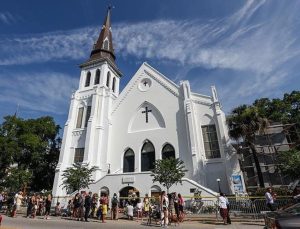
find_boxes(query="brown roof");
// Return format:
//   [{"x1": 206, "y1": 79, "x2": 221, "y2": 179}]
[{"x1": 89, "y1": 6, "x2": 115, "y2": 63}]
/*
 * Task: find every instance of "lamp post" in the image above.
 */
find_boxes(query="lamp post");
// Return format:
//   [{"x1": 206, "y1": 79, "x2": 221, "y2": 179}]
[{"x1": 216, "y1": 178, "x2": 221, "y2": 193}]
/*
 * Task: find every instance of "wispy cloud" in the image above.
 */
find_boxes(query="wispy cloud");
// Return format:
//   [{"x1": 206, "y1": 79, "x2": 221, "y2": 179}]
[
  {"x1": 0, "y1": 12, "x2": 17, "y2": 25},
  {"x1": 0, "y1": 72, "x2": 78, "y2": 114}
]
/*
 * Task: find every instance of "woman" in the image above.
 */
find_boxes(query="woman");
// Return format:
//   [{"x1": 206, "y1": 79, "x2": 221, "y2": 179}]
[
  {"x1": 178, "y1": 193, "x2": 184, "y2": 222},
  {"x1": 72, "y1": 193, "x2": 79, "y2": 219},
  {"x1": 44, "y1": 194, "x2": 52, "y2": 220},
  {"x1": 100, "y1": 193, "x2": 108, "y2": 223},
  {"x1": 136, "y1": 199, "x2": 143, "y2": 220},
  {"x1": 143, "y1": 194, "x2": 150, "y2": 218},
  {"x1": 31, "y1": 195, "x2": 37, "y2": 219},
  {"x1": 160, "y1": 191, "x2": 169, "y2": 227},
  {"x1": 218, "y1": 193, "x2": 228, "y2": 225}
]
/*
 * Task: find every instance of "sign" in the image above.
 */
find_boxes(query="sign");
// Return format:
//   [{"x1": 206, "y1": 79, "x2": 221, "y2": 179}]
[
  {"x1": 122, "y1": 176, "x2": 135, "y2": 184},
  {"x1": 232, "y1": 175, "x2": 244, "y2": 193}
]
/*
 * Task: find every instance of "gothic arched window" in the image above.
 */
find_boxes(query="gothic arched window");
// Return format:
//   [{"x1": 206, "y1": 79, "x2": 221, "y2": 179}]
[
  {"x1": 95, "y1": 69, "x2": 100, "y2": 85},
  {"x1": 162, "y1": 144, "x2": 175, "y2": 160},
  {"x1": 112, "y1": 77, "x2": 116, "y2": 92},
  {"x1": 106, "y1": 71, "x2": 111, "y2": 87},
  {"x1": 141, "y1": 141, "x2": 155, "y2": 172},
  {"x1": 103, "y1": 39, "x2": 109, "y2": 50},
  {"x1": 85, "y1": 71, "x2": 91, "y2": 87},
  {"x1": 123, "y1": 148, "x2": 135, "y2": 173}
]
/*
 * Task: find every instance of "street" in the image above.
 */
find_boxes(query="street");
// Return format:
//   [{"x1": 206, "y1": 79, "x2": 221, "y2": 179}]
[{"x1": 1, "y1": 215, "x2": 265, "y2": 229}]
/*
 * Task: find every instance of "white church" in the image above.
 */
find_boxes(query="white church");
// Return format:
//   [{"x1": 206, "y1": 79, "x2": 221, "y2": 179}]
[{"x1": 52, "y1": 7, "x2": 245, "y2": 199}]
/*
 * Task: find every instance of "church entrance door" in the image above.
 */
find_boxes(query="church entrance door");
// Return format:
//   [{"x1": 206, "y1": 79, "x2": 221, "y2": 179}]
[{"x1": 119, "y1": 186, "x2": 140, "y2": 207}]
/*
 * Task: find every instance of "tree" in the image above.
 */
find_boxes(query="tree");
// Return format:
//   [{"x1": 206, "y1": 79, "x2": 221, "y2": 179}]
[
  {"x1": 277, "y1": 149, "x2": 300, "y2": 180},
  {"x1": 151, "y1": 158, "x2": 187, "y2": 193},
  {"x1": 4, "y1": 167, "x2": 32, "y2": 192},
  {"x1": 60, "y1": 163, "x2": 97, "y2": 194},
  {"x1": 0, "y1": 115, "x2": 61, "y2": 191},
  {"x1": 227, "y1": 105, "x2": 269, "y2": 188}
]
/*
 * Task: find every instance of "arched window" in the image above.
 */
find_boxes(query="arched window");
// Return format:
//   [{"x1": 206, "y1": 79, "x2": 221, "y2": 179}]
[
  {"x1": 141, "y1": 141, "x2": 155, "y2": 172},
  {"x1": 112, "y1": 77, "x2": 116, "y2": 92},
  {"x1": 103, "y1": 39, "x2": 109, "y2": 50},
  {"x1": 106, "y1": 71, "x2": 111, "y2": 87},
  {"x1": 95, "y1": 69, "x2": 100, "y2": 85},
  {"x1": 162, "y1": 144, "x2": 175, "y2": 159},
  {"x1": 123, "y1": 148, "x2": 135, "y2": 173},
  {"x1": 85, "y1": 71, "x2": 91, "y2": 87}
]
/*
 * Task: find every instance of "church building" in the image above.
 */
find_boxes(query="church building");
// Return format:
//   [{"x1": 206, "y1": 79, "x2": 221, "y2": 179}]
[{"x1": 52, "y1": 7, "x2": 245, "y2": 199}]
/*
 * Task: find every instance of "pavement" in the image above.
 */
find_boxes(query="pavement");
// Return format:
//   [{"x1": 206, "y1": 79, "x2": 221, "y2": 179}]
[{"x1": 0, "y1": 215, "x2": 265, "y2": 229}]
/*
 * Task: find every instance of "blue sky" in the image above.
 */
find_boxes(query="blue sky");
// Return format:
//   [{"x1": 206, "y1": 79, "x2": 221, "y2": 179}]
[{"x1": 1, "y1": 0, "x2": 300, "y2": 130}]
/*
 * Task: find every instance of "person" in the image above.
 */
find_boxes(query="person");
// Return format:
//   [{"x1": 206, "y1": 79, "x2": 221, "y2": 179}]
[
  {"x1": 31, "y1": 195, "x2": 38, "y2": 219},
  {"x1": 136, "y1": 198, "x2": 143, "y2": 221},
  {"x1": 77, "y1": 192, "x2": 84, "y2": 221},
  {"x1": 44, "y1": 194, "x2": 52, "y2": 220},
  {"x1": 13, "y1": 191, "x2": 23, "y2": 217},
  {"x1": 26, "y1": 194, "x2": 33, "y2": 218},
  {"x1": 73, "y1": 193, "x2": 79, "y2": 219},
  {"x1": 265, "y1": 188, "x2": 275, "y2": 211},
  {"x1": 126, "y1": 202, "x2": 134, "y2": 220},
  {"x1": 224, "y1": 194, "x2": 231, "y2": 224},
  {"x1": 0, "y1": 192, "x2": 4, "y2": 212},
  {"x1": 219, "y1": 193, "x2": 228, "y2": 225},
  {"x1": 143, "y1": 194, "x2": 150, "y2": 218},
  {"x1": 91, "y1": 193, "x2": 98, "y2": 218},
  {"x1": 111, "y1": 193, "x2": 119, "y2": 220},
  {"x1": 55, "y1": 202, "x2": 61, "y2": 216},
  {"x1": 177, "y1": 193, "x2": 184, "y2": 222},
  {"x1": 160, "y1": 191, "x2": 169, "y2": 227},
  {"x1": 173, "y1": 192, "x2": 179, "y2": 221},
  {"x1": 100, "y1": 193, "x2": 108, "y2": 223},
  {"x1": 84, "y1": 192, "x2": 92, "y2": 222}
]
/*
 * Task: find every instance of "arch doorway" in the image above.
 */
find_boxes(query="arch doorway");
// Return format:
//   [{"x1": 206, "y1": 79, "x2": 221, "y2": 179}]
[
  {"x1": 119, "y1": 186, "x2": 140, "y2": 207},
  {"x1": 151, "y1": 185, "x2": 161, "y2": 204}
]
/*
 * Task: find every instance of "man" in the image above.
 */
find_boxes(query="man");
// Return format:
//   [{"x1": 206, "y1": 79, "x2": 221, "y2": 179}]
[
  {"x1": 111, "y1": 193, "x2": 119, "y2": 220},
  {"x1": 13, "y1": 191, "x2": 23, "y2": 217},
  {"x1": 84, "y1": 192, "x2": 92, "y2": 222},
  {"x1": 265, "y1": 188, "x2": 274, "y2": 211},
  {"x1": 218, "y1": 193, "x2": 228, "y2": 225},
  {"x1": 77, "y1": 191, "x2": 85, "y2": 221},
  {"x1": 0, "y1": 192, "x2": 4, "y2": 211}
]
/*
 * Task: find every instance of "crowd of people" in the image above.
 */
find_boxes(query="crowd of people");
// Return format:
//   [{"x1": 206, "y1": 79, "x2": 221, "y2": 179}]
[{"x1": 0, "y1": 190, "x2": 186, "y2": 227}]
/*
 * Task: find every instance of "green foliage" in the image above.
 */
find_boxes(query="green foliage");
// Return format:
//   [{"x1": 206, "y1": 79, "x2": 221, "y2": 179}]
[
  {"x1": 60, "y1": 163, "x2": 97, "y2": 193},
  {"x1": 151, "y1": 158, "x2": 187, "y2": 193},
  {"x1": 4, "y1": 167, "x2": 32, "y2": 192},
  {"x1": 249, "y1": 186, "x2": 291, "y2": 196},
  {"x1": 0, "y1": 115, "x2": 61, "y2": 192},
  {"x1": 277, "y1": 149, "x2": 300, "y2": 179}
]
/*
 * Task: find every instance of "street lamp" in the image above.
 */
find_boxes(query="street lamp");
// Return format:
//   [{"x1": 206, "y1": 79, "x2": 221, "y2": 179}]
[{"x1": 216, "y1": 178, "x2": 221, "y2": 193}]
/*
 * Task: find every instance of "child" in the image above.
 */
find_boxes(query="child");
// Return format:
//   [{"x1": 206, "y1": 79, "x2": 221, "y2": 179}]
[{"x1": 126, "y1": 202, "x2": 134, "y2": 220}]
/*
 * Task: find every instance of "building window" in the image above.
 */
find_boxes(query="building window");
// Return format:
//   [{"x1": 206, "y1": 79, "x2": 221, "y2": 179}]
[
  {"x1": 202, "y1": 125, "x2": 221, "y2": 159},
  {"x1": 76, "y1": 107, "x2": 84, "y2": 128},
  {"x1": 123, "y1": 148, "x2": 135, "y2": 173},
  {"x1": 162, "y1": 144, "x2": 175, "y2": 160},
  {"x1": 74, "y1": 148, "x2": 84, "y2": 163},
  {"x1": 85, "y1": 71, "x2": 91, "y2": 87},
  {"x1": 141, "y1": 141, "x2": 155, "y2": 172},
  {"x1": 84, "y1": 106, "x2": 91, "y2": 128},
  {"x1": 106, "y1": 71, "x2": 111, "y2": 87},
  {"x1": 95, "y1": 69, "x2": 100, "y2": 85},
  {"x1": 103, "y1": 39, "x2": 109, "y2": 50},
  {"x1": 112, "y1": 77, "x2": 116, "y2": 92}
]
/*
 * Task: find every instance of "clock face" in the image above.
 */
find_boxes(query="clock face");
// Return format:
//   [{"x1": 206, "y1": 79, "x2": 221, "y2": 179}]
[{"x1": 138, "y1": 78, "x2": 152, "y2": 92}]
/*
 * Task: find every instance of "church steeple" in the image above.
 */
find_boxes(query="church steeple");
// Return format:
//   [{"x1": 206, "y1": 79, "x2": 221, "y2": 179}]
[{"x1": 89, "y1": 6, "x2": 115, "y2": 63}]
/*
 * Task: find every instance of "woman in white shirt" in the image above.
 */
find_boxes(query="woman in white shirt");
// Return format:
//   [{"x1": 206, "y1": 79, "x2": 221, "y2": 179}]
[
  {"x1": 160, "y1": 191, "x2": 169, "y2": 227},
  {"x1": 218, "y1": 193, "x2": 228, "y2": 225}
]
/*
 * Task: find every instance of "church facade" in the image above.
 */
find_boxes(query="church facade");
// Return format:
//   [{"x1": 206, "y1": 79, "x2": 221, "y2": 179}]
[{"x1": 52, "y1": 8, "x2": 245, "y2": 199}]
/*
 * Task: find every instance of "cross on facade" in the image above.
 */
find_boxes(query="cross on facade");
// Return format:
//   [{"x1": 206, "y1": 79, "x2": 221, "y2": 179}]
[
  {"x1": 143, "y1": 81, "x2": 148, "y2": 86},
  {"x1": 142, "y1": 106, "x2": 152, "y2": 123}
]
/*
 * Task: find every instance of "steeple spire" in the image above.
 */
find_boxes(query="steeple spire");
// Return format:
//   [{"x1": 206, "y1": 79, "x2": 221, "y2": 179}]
[{"x1": 89, "y1": 6, "x2": 115, "y2": 63}]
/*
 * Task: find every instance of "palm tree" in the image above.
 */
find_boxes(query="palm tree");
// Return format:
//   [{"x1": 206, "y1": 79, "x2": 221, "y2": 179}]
[{"x1": 227, "y1": 105, "x2": 269, "y2": 188}]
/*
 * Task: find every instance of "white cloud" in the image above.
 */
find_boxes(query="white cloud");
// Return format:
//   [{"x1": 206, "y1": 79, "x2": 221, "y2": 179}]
[
  {"x1": 0, "y1": 12, "x2": 17, "y2": 25},
  {"x1": 0, "y1": 72, "x2": 78, "y2": 114}
]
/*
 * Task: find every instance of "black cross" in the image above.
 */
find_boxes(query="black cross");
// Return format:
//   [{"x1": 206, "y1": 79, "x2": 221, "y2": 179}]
[
  {"x1": 143, "y1": 81, "x2": 148, "y2": 86},
  {"x1": 142, "y1": 106, "x2": 152, "y2": 123}
]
